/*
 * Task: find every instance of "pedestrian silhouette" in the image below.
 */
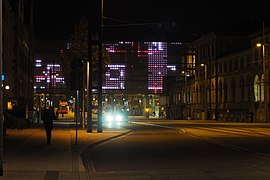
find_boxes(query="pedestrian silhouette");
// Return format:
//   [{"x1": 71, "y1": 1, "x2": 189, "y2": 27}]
[
  {"x1": 42, "y1": 106, "x2": 56, "y2": 145},
  {"x1": 56, "y1": 108, "x2": 59, "y2": 120}
]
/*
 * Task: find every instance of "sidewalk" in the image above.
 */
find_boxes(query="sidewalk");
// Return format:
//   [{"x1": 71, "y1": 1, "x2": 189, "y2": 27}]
[{"x1": 1, "y1": 123, "x2": 130, "y2": 180}]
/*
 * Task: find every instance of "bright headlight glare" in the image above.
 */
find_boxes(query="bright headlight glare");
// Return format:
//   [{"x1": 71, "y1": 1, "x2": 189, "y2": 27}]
[
  {"x1": 115, "y1": 115, "x2": 123, "y2": 121},
  {"x1": 106, "y1": 115, "x2": 114, "y2": 122},
  {"x1": 116, "y1": 122, "x2": 121, "y2": 126}
]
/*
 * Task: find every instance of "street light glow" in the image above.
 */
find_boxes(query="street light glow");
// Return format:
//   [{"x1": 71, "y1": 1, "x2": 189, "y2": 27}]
[
  {"x1": 4, "y1": 85, "x2": 10, "y2": 90},
  {"x1": 256, "y1": 40, "x2": 268, "y2": 122}
]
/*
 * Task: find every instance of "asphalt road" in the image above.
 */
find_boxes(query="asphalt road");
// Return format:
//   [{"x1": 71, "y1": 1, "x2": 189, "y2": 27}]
[{"x1": 84, "y1": 120, "x2": 270, "y2": 179}]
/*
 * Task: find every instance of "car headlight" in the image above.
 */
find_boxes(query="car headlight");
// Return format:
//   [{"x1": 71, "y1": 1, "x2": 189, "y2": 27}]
[
  {"x1": 115, "y1": 114, "x2": 123, "y2": 122},
  {"x1": 106, "y1": 114, "x2": 114, "y2": 122}
]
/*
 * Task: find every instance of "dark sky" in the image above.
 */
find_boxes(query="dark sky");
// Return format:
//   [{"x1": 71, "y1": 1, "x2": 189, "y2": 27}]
[{"x1": 33, "y1": 1, "x2": 270, "y2": 42}]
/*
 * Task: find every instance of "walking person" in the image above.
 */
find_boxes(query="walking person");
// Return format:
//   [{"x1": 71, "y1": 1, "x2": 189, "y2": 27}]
[
  {"x1": 42, "y1": 106, "x2": 56, "y2": 145},
  {"x1": 56, "y1": 108, "x2": 59, "y2": 120}
]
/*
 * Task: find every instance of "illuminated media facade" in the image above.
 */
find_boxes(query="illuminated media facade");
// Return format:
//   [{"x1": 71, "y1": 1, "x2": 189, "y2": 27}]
[
  {"x1": 103, "y1": 41, "x2": 181, "y2": 94},
  {"x1": 34, "y1": 59, "x2": 64, "y2": 93},
  {"x1": 33, "y1": 41, "x2": 182, "y2": 95}
]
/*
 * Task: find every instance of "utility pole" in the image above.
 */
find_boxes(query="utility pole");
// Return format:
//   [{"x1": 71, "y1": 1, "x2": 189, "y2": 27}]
[
  {"x1": 215, "y1": 57, "x2": 219, "y2": 120},
  {"x1": 209, "y1": 61, "x2": 212, "y2": 120},
  {"x1": 88, "y1": 0, "x2": 103, "y2": 133},
  {"x1": 49, "y1": 68, "x2": 52, "y2": 107},
  {"x1": 87, "y1": 0, "x2": 94, "y2": 133},
  {"x1": 256, "y1": 21, "x2": 268, "y2": 123},
  {"x1": 262, "y1": 21, "x2": 269, "y2": 123},
  {"x1": 97, "y1": 0, "x2": 103, "y2": 132},
  {"x1": 0, "y1": 0, "x2": 3, "y2": 175},
  {"x1": 200, "y1": 63, "x2": 207, "y2": 120}
]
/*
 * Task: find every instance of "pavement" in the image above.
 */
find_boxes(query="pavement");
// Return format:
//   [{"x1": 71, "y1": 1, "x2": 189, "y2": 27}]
[
  {"x1": 1, "y1": 117, "x2": 269, "y2": 180},
  {"x1": 0, "y1": 121, "x2": 130, "y2": 180}
]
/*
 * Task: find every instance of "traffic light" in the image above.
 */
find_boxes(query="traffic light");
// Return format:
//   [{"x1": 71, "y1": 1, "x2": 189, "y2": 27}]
[{"x1": 70, "y1": 58, "x2": 83, "y2": 90}]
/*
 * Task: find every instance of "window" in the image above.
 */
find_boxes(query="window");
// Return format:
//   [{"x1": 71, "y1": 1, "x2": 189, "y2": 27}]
[
  {"x1": 218, "y1": 63, "x2": 222, "y2": 73},
  {"x1": 240, "y1": 57, "x2": 245, "y2": 69},
  {"x1": 196, "y1": 85, "x2": 199, "y2": 104},
  {"x1": 219, "y1": 80, "x2": 222, "y2": 102},
  {"x1": 254, "y1": 49, "x2": 259, "y2": 66},
  {"x1": 247, "y1": 56, "x2": 251, "y2": 67},
  {"x1": 224, "y1": 62, "x2": 227, "y2": 73},
  {"x1": 234, "y1": 59, "x2": 238, "y2": 71},
  {"x1": 261, "y1": 74, "x2": 265, "y2": 101},
  {"x1": 240, "y1": 76, "x2": 245, "y2": 101},
  {"x1": 224, "y1": 79, "x2": 228, "y2": 102},
  {"x1": 254, "y1": 75, "x2": 261, "y2": 102},
  {"x1": 229, "y1": 61, "x2": 233, "y2": 72},
  {"x1": 231, "y1": 78, "x2": 236, "y2": 102},
  {"x1": 247, "y1": 75, "x2": 252, "y2": 101}
]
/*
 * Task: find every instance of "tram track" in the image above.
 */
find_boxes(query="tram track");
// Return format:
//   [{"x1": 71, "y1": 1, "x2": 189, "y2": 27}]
[
  {"x1": 178, "y1": 125, "x2": 270, "y2": 161},
  {"x1": 134, "y1": 121, "x2": 270, "y2": 161},
  {"x1": 182, "y1": 125, "x2": 270, "y2": 137},
  {"x1": 82, "y1": 121, "x2": 270, "y2": 178}
]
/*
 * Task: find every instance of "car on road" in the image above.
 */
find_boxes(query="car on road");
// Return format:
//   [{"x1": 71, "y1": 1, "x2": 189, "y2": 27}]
[{"x1": 103, "y1": 108, "x2": 128, "y2": 128}]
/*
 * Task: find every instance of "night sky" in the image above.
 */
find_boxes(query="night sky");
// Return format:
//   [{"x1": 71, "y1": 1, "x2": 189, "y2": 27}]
[{"x1": 33, "y1": 1, "x2": 270, "y2": 42}]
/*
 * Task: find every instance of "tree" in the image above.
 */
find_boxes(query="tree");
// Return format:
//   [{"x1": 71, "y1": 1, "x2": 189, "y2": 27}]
[{"x1": 60, "y1": 15, "x2": 110, "y2": 90}]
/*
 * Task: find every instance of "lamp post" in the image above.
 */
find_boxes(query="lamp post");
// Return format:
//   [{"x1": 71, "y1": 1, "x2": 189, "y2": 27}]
[
  {"x1": 4, "y1": 85, "x2": 10, "y2": 109},
  {"x1": 0, "y1": 0, "x2": 3, "y2": 175},
  {"x1": 257, "y1": 42, "x2": 268, "y2": 122},
  {"x1": 201, "y1": 64, "x2": 207, "y2": 120},
  {"x1": 88, "y1": 0, "x2": 103, "y2": 132},
  {"x1": 97, "y1": 0, "x2": 103, "y2": 132},
  {"x1": 182, "y1": 70, "x2": 191, "y2": 119},
  {"x1": 182, "y1": 71, "x2": 188, "y2": 119}
]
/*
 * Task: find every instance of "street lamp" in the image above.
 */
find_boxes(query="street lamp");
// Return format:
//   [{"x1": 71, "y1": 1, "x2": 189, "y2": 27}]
[
  {"x1": 182, "y1": 70, "x2": 191, "y2": 119},
  {"x1": 4, "y1": 85, "x2": 10, "y2": 110},
  {"x1": 87, "y1": 0, "x2": 103, "y2": 133},
  {"x1": 257, "y1": 42, "x2": 268, "y2": 122},
  {"x1": 201, "y1": 64, "x2": 207, "y2": 120},
  {"x1": 0, "y1": 0, "x2": 3, "y2": 175}
]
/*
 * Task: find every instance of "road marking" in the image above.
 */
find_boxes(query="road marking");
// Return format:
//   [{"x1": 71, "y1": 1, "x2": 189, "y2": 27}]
[{"x1": 133, "y1": 121, "x2": 270, "y2": 160}]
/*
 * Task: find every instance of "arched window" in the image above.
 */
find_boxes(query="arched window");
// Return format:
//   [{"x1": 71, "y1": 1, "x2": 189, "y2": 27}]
[
  {"x1": 247, "y1": 75, "x2": 252, "y2": 101},
  {"x1": 224, "y1": 79, "x2": 228, "y2": 102},
  {"x1": 240, "y1": 76, "x2": 245, "y2": 101},
  {"x1": 219, "y1": 80, "x2": 222, "y2": 102},
  {"x1": 196, "y1": 85, "x2": 199, "y2": 104},
  {"x1": 261, "y1": 74, "x2": 265, "y2": 102},
  {"x1": 193, "y1": 86, "x2": 196, "y2": 103},
  {"x1": 200, "y1": 84, "x2": 203, "y2": 104},
  {"x1": 231, "y1": 78, "x2": 236, "y2": 102},
  {"x1": 254, "y1": 75, "x2": 261, "y2": 102},
  {"x1": 212, "y1": 82, "x2": 215, "y2": 103}
]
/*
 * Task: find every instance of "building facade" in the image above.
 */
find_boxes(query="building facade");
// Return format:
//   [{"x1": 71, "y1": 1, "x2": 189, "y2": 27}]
[
  {"x1": 166, "y1": 22, "x2": 270, "y2": 122},
  {"x1": 3, "y1": 0, "x2": 34, "y2": 118}
]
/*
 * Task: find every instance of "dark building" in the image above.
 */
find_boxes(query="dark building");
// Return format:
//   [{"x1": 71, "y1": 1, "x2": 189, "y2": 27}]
[{"x1": 3, "y1": 0, "x2": 34, "y2": 118}]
